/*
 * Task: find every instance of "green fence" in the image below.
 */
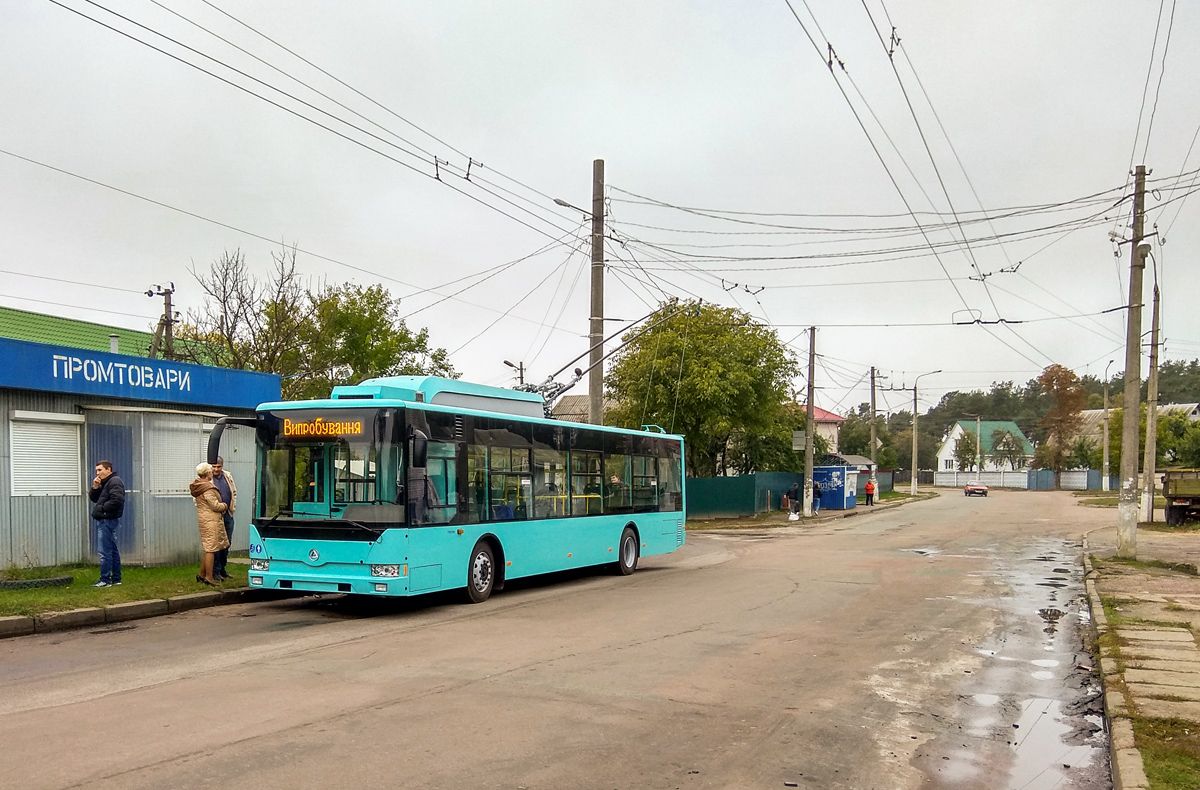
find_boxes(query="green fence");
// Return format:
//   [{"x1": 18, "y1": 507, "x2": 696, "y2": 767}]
[{"x1": 686, "y1": 472, "x2": 805, "y2": 518}]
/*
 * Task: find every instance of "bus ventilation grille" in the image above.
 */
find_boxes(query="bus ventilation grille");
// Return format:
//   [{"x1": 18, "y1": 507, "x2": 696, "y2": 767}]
[{"x1": 677, "y1": 524, "x2": 684, "y2": 546}]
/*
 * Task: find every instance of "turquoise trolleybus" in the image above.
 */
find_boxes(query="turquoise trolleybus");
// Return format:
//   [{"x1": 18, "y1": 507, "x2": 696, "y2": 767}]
[{"x1": 207, "y1": 376, "x2": 685, "y2": 603}]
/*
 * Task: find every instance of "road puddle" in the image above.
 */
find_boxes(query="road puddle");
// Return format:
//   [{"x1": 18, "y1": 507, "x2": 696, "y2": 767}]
[{"x1": 922, "y1": 539, "x2": 1108, "y2": 788}]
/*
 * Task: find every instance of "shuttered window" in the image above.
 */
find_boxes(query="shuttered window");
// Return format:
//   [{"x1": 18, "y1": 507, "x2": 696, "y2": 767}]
[
  {"x1": 11, "y1": 419, "x2": 82, "y2": 496},
  {"x1": 145, "y1": 418, "x2": 204, "y2": 494}
]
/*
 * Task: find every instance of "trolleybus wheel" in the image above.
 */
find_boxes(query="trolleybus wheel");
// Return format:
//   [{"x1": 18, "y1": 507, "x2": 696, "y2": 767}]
[
  {"x1": 615, "y1": 527, "x2": 639, "y2": 576},
  {"x1": 465, "y1": 541, "x2": 495, "y2": 603}
]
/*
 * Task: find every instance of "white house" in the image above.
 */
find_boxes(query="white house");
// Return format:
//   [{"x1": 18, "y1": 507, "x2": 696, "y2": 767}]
[{"x1": 935, "y1": 420, "x2": 1035, "y2": 473}]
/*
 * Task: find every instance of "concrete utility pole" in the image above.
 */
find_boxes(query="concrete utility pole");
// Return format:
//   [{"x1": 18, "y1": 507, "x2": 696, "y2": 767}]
[
  {"x1": 804, "y1": 327, "x2": 817, "y2": 518},
  {"x1": 146, "y1": 283, "x2": 175, "y2": 360},
  {"x1": 1103, "y1": 359, "x2": 1114, "y2": 492},
  {"x1": 588, "y1": 158, "x2": 605, "y2": 425},
  {"x1": 910, "y1": 370, "x2": 941, "y2": 496},
  {"x1": 1141, "y1": 284, "x2": 1161, "y2": 522},
  {"x1": 1117, "y1": 164, "x2": 1147, "y2": 559},
  {"x1": 976, "y1": 415, "x2": 983, "y2": 474},
  {"x1": 869, "y1": 367, "x2": 878, "y2": 483}
]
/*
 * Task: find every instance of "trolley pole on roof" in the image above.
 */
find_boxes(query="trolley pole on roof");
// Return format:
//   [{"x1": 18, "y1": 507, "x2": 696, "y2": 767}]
[
  {"x1": 1117, "y1": 165, "x2": 1147, "y2": 559},
  {"x1": 588, "y1": 159, "x2": 606, "y2": 425}
]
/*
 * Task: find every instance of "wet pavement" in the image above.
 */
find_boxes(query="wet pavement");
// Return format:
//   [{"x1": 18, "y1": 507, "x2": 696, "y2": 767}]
[{"x1": 916, "y1": 538, "x2": 1109, "y2": 789}]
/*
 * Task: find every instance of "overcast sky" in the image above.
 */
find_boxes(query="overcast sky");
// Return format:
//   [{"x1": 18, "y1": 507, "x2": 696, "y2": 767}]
[{"x1": 2, "y1": 1, "x2": 1198, "y2": 415}]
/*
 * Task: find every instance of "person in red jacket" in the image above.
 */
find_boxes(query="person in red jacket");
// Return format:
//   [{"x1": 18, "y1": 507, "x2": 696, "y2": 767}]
[{"x1": 864, "y1": 478, "x2": 876, "y2": 506}]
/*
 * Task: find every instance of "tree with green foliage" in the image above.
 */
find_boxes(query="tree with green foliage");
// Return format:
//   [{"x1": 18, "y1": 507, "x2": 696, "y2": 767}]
[
  {"x1": 1033, "y1": 364, "x2": 1087, "y2": 486},
  {"x1": 954, "y1": 430, "x2": 978, "y2": 471},
  {"x1": 296, "y1": 283, "x2": 454, "y2": 400},
  {"x1": 990, "y1": 429, "x2": 1028, "y2": 470},
  {"x1": 179, "y1": 247, "x2": 455, "y2": 399},
  {"x1": 605, "y1": 300, "x2": 799, "y2": 477}
]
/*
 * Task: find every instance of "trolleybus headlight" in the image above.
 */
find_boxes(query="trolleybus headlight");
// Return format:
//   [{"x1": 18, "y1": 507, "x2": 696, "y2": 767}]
[
  {"x1": 371, "y1": 564, "x2": 401, "y2": 577},
  {"x1": 250, "y1": 559, "x2": 270, "y2": 571},
  {"x1": 250, "y1": 576, "x2": 263, "y2": 586},
  {"x1": 374, "y1": 583, "x2": 388, "y2": 592}
]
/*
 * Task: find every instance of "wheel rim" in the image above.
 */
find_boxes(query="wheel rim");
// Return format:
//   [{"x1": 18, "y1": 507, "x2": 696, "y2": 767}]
[
  {"x1": 622, "y1": 535, "x2": 636, "y2": 567},
  {"x1": 472, "y1": 550, "x2": 492, "y2": 593}
]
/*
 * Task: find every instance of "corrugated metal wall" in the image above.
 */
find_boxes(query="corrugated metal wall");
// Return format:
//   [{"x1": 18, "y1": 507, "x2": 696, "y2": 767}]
[
  {"x1": 0, "y1": 388, "x2": 256, "y2": 569},
  {"x1": 0, "y1": 389, "x2": 89, "y2": 567}
]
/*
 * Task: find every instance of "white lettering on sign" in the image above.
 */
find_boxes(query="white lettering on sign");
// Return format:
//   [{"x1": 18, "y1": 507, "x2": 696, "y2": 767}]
[{"x1": 49, "y1": 353, "x2": 192, "y2": 393}]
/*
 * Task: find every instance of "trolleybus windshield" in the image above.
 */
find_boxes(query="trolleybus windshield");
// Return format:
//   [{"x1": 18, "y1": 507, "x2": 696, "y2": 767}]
[{"x1": 257, "y1": 407, "x2": 406, "y2": 534}]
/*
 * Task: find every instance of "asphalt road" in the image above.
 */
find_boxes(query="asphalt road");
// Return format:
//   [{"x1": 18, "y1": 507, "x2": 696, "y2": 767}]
[{"x1": 0, "y1": 490, "x2": 1110, "y2": 790}]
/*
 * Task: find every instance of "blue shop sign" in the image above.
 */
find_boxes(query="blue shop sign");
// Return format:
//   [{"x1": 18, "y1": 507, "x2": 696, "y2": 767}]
[{"x1": 0, "y1": 337, "x2": 281, "y2": 410}]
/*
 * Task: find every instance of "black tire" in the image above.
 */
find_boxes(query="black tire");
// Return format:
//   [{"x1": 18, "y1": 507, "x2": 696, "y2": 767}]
[
  {"x1": 616, "y1": 527, "x2": 639, "y2": 576},
  {"x1": 464, "y1": 541, "x2": 495, "y2": 603},
  {"x1": 1166, "y1": 504, "x2": 1181, "y2": 526}
]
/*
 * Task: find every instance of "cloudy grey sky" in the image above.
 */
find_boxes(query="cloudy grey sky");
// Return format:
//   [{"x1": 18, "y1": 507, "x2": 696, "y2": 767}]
[{"x1": 2, "y1": 1, "x2": 1197, "y2": 415}]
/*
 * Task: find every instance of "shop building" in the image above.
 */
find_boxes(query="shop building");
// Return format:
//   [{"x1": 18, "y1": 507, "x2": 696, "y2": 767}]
[{"x1": 0, "y1": 312, "x2": 280, "y2": 567}]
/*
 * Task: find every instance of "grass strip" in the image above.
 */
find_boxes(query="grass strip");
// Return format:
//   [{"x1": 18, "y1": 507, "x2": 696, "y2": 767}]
[
  {"x1": 0, "y1": 563, "x2": 246, "y2": 617},
  {"x1": 1133, "y1": 717, "x2": 1200, "y2": 790}
]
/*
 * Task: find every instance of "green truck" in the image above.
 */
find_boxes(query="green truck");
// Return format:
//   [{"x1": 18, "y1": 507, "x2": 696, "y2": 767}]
[{"x1": 1163, "y1": 470, "x2": 1200, "y2": 525}]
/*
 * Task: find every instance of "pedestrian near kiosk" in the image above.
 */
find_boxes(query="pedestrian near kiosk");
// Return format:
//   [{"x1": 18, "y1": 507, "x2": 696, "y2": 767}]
[
  {"x1": 812, "y1": 479, "x2": 822, "y2": 515},
  {"x1": 89, "y1": 460, "x2": 126, "y2": 587},
  {"x1": 211, "y1": 456, "x2": 237, "y2": 581},
  {"x1": 865, "y1": 478, "x2": 876, "y2": 506},
  {"x1": 785, "y1": 482, "x2": 800, "y2": 514}
]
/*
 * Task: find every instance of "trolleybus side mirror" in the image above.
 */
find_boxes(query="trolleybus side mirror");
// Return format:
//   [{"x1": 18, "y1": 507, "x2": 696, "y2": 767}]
[{"x1": 411, "y1": 429, "x2": 429, "y2": 469}]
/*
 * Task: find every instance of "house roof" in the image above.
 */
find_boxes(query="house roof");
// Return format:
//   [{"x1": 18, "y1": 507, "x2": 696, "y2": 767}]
[
  {"x1": 955, "y1": 420, "x2": 1035, "y2": 456},
  {"x1": 0, "y1": 305, "x2": 156, "y2": 356},
  {"x1": 801, "y1": 405, "x2": 844, "y2": 423},
  {"x1": 551, "y1": 394, "x2": 619, "y2": 422},
  {"x1": 1075, "y1": 404, "x2": 1200, "y2": 442},
  {"x1": 827, "y1": 453, "x2": 875, "y2": 468}
]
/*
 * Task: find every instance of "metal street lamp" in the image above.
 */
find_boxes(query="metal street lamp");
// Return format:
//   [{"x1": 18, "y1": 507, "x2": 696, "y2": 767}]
[
  {"x1": 503, "y1": 359, "x2": 524, "y2": 386},
  {"x1": 911, "y1": 370, "x2": 942, "y2": 496}
]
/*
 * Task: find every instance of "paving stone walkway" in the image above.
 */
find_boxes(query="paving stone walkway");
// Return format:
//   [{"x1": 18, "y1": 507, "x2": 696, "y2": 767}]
[{"x1": 1087, "y1": 525, "x2": 1200, "y2": 789}]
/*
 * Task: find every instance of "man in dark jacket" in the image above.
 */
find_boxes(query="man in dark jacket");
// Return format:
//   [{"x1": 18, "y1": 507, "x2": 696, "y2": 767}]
[{"x1": 88, "y1": 460, "x2": 126, "y2": 587}]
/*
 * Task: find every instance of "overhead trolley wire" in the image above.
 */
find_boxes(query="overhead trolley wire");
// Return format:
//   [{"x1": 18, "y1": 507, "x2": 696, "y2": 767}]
[
  {"x1": 50, "y1": 0, "x2": 580, "y2": 245},
  {"x1": 0, "y1": 146, "x2": 578, "y2": 334}
]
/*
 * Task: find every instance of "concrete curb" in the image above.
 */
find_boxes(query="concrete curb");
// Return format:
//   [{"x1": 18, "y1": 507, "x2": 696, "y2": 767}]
[
  {"x1": 2, "y1": 586, "x2": 284, "y2": 639},
  {"x1": 1082, "y1": 531, "x2": 1151, "y2": 790}
]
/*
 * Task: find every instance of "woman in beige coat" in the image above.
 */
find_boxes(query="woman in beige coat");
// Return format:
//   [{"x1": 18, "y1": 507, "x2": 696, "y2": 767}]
[{"x1": 191, "y1": 462, "x2": 230, "y2": 586}]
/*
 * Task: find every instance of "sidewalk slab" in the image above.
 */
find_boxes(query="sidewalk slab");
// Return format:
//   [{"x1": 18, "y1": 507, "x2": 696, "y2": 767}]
[
  {"x1": 1117, "y1": 628, "x2": 1196, "y2": 643},
  {"x1": 35, "y1": 607, "x2": 105, "y2": 632},
  {"x1": 105, "y1": 599, "x2": 168, "y2": 623},
  {"x1": 0, "y1": 615, "x2": 35, "y2": 638},
  {"x1": 1127, "y1": 682, "x2": 1200, "y2": 702},
  {"x1": 167, "y1": 591, "x2": 225, "y2": 613},
  {"x1": 1136, "y1": 698, "x2": 1200, "y2": 723},
  {"x1": 1122, "y1": 646, "x2": 1200, "y2": 662},
  {"x1": 1125, "y1": 667, "x2": 1200, "y2": 688},
  {"x1": 1125, "y1": 658, "x2": 1200, "y2": 674}
]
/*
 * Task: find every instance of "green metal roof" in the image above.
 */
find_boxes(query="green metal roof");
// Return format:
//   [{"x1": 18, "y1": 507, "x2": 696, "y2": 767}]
[
  {"x1": 0, "y1": 305, "x2": 156, "y2": 356},
  {"x1": 958, "y1": 420, "x2": 1035, "y2": 455}
]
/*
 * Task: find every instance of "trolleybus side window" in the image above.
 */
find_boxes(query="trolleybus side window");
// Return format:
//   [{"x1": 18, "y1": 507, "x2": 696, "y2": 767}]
[
  {"x1": 569, "y1": 450, "x2": 603, "y2": 515},
  {"x1": 532, "y1": 423, "x2": 568, "y2": 519},
  {"x1": 632, "y1": 455, "x2": 658, "y2": 511}
]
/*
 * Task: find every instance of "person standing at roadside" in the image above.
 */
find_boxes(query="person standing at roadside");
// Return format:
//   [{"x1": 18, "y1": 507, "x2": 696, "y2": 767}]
[
  {"x1": 211, "y1": 456, "x2": 237, "y2": 581},
  {"x1": 191, "y1": 462, "x2": 229, "y2": 586},
  {"x1": 89, "y1": 460, "x2": 125, "y2": 588},
  {"x1": 864, "y1": 478, "x2": 876, "y2": 507}
]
